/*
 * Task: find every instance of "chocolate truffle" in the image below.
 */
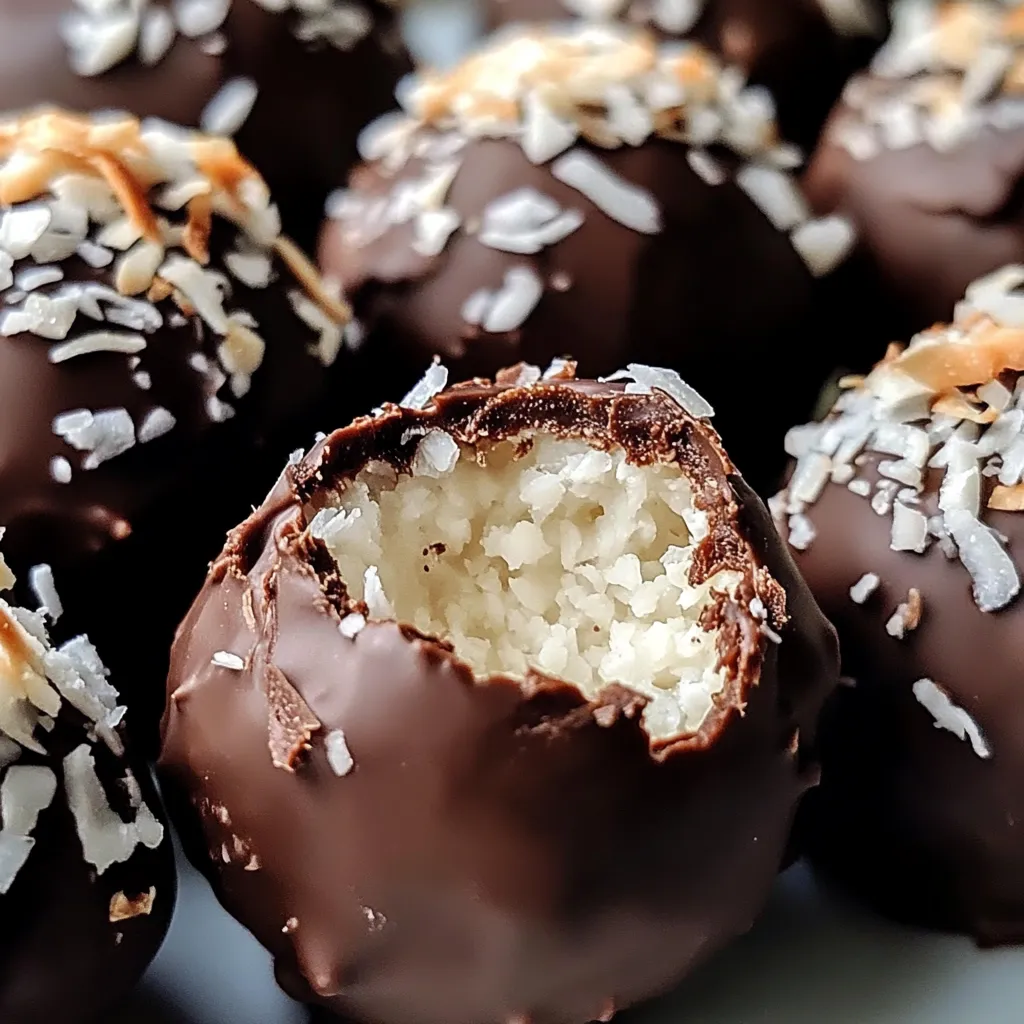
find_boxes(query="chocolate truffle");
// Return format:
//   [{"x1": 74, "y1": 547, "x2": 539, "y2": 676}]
[
  {"x1": 160, "y1": 360, "x2": 839, "y2": 1022},
  {"x1": 0, "y1": 110, "x2": 351, "y2": 738},
  {"x1": 775, "y1": 265, "x2": 1024, "y2": 944},
  {"x1": 319, "y1": 25, "x2": 859, "y2": 492},
  {"x1": 804, "y1": 0, "x2": 1024, "y2": 343},
  {"x1": 485, "y1": 0, "x2": 888, "y2": 148},
  {"x1": 0, "y1": 549, "x2": 174, "y2": 1023},
  {"x1": 0, "y1": 0, "x2": 410, "y2": 244}
]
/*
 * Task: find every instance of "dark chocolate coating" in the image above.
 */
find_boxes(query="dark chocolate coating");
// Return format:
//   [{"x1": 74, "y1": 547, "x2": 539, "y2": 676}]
[
  {"x1": 160, "y1": 376, "x2": 838, "y2": 1023},
  {"x1": 485, "y1": 0, "x2": 886, "y2": 148},
  {"x1": 791, "y1": 455, "x2": 1024, "y2": 945},
  {"x1": 1, "y1": 746, "x2": 175, "y2": 1024},
  {"x1": 804, "y1": 105, "x2": 1024, "y2": 342},
  {"x1": 319, "y1": 136, "x2": 828, "y2": 493},
  {"x1": 0, "y1": 0, "x2": 410, "y2": 245},
  {"x1": 0, "y1": 220, "x2": 331, "y2": 742},
  {"x1": 0, "y1": 642, "x2": 175, "y2": 1024}
]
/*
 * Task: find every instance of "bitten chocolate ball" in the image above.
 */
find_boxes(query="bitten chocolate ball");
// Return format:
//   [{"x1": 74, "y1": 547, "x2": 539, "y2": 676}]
[
  {"x1": 0, "y1": 111, "x2": 350, "y2": 738},
  {"x1": 0, "y1": 550, "x2": 175, "y2": 1023},
  {"x1": 804, "y1": 0, "x2": 1024, "y2": 343},
  {"x1": 775, "y1": 266, "x2": 1024, "y2": 944},
  {"x1": 320, "y1": 25, "x2": 859, "y2": 492},
  {"x1": 160, "y1": 360, "x2": 838, "y2": 1023},
  {"x1": 485, "y1": 0, "x2": 888, "y2": 148},
  {"x1": 0, "y1": 0, "x2": 409, "y2": 244}
]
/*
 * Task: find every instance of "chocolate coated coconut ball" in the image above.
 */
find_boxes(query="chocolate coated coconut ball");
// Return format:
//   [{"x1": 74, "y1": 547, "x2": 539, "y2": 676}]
[
  {"x1": 0, "y1": 111, "x2": 351, "y2": 738},
  {"x1": 485, "y1": 0, "x2": 888, "y2": 147},
  {"x1": 0, "y1": 550, "x2": 174, "y2": 1023},
  {"x1": 804, "y1": 0, "x2": 1024, "y2": 343},
  {"x1": 0, "y1": 0, "x2": 410, "y2": 243},
  {"x1": 776, "y1": 265, "x2": 1024, "y2": 944},
  {"x1": 320, "y1": 25, "x2": 859, "y2": 492},
  {"x1": 160, "y1": 360, "x2": 839, "y2": 1023}
]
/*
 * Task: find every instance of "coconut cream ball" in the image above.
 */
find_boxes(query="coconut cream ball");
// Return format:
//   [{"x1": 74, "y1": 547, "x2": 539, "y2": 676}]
[
  {"x1": 804, "y1": 0, "x2": 1024, "y2": 345},
  {"x1": 0, "y1": 0, "x2": 410, "y2": 245},
  {"x1": 0, "y1": 550, "x2": 174, "y2": 1023},
  {"x1": 0, "y1": 110, "x2": 351, "y2": 739},
  {"x1": 159, "y1": 360, "x2": 839, "y2": 1023},
  {"x1": 485, "y1": 1, "x2": 888, "y2": 148},
  {"x1": 776, "y1": 266, "x2": 1024, "y2": 944},
  {"x1": 319, "y1": 24, "x2": 862, "y2": 493}
]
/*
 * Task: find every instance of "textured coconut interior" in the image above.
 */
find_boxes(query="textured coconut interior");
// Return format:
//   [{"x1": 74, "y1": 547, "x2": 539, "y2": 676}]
[{"x1": 315, "y1": 432, "x2": 741, "y2": 738}]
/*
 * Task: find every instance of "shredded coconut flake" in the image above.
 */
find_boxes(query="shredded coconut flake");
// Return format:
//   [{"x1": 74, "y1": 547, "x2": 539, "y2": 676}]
[
  {"x1": 0, "y1": 833, "x2": 34, "y2": 895},
  {"x1": 50, "y1": 456, "x2": 73, "y2": 484},
  {"x1": 890, "y1": 501, "x2": 929, "y2": 553},
  {"x1": 479, "y1": 266, "x2": 544, "y2": 333},
  {"x1": 338, "y1": 612, "x2": 366, "y2": 639},
  {"x1": 401, "y1": 359, "x2": 449, "y2": 410},
  {"x1": 49, "y1": 330, "x2": 146, "y2": 363},
  {"x1": 787, "y1": 513, "x2": 816, "y2": 550},
  {"x1": 63, "y1": 744, "x2": 164, "y2": 874},
  {"x1": 200, "y1": 77, "x2": 259, "y2": 137},
  {"x1": 54, "y1": 407, "x2": 136, "y2": 469},
  {"x1": 945, "y1": 507, "x2": 1021, "y2": 612},
  {"x1": 29, "y1": 565, "x2": 63, "y2": 622},
  {"x1": 212, "y1": 650, "x2": 245, "y2": 671},
  {"x1": 604, "y1": 364, "x2": 714, "y2": 419},
  {"x1": 138, "y1": 406, "x2": 177, "y2": 443},
  {"x1": 790, "y1": 216, "x2": 857, "y2": 277},
  {"x1": 735, "y1": 164, "x2": 810, "y2": 231},
  {"x1": 551, "y1": 150, "x2": 661, "y2": 235},
  {"x1": 412, "y1": 430, "x2": 461, "y2": 478},
  {"x1": 848, "y1": 572, "x2": 880, "y2": 604},
  {"x1": 1, "y1": 765, "x2": 57, "y2": 836},
  {"x1": 912, "y1": 678, "x2": 992, "y2": 759},
  {"x1": 325, "y1": 729, "x2": 355, "y2": 776}
]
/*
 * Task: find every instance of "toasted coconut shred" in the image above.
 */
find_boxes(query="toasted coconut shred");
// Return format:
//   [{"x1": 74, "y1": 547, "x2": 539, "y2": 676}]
[
  {"x1": 0, "y1": 553, "x2": 164, "y2": 897},
  {"x1": 330, "y1": 22, "x2": 857, "y2": 315},
  {"x1": 774, "y1": 264, "x2": 1024, "y2": 760},
  {"x1": 834, "y1": 0, "x2": 1024, "y2": 158},
  {"x1": 312, "y1": 362, "x2": 775, "y2": 743},
  {"x1": 0, "y1": 111, "x2": 348, "y2": 483}
]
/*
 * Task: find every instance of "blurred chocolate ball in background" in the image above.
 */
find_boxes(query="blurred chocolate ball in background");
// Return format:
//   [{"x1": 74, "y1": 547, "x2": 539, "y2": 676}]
[
  {"x1": 0, "y1": 0, "x2": 411, "y2": 244},
  {"x1": 484, "y1": 0, "x2": 888, "y2": 148},
  {"x1": 804, "y1": 0, "x2": 1024, "y2": 348},
  {"x1": 319, "y1": 25, "x2": 861, "y2": 492}
]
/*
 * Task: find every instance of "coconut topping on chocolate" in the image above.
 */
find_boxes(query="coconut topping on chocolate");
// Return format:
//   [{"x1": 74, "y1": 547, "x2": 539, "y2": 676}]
[
  {"x1": 0, "y1": 548, "x2": 164, "y2": 896},
  {"x1": 778, "y1": 264, "x2": 1024, "y2": 617},
  {"x1": 63, "y1": 0, "x2": 377, "y2": 88},
  {"x1": 0, "y1": 110, "x2": 348, "y2": 483},
  {"x1": 330, "y1": 24, "x2": 856, "y2": 282},
  {"x1": 833, "y1": 0, "x2": 1024, "y2": 157},
  {"x1": 775, "y1": 264, "x2": 1024, "y2": 758}
]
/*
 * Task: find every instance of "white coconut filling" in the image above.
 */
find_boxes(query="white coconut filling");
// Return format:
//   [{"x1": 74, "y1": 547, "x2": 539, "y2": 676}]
[{"x1": 318, "y1": 433, "x2": 747, "y2": 740}]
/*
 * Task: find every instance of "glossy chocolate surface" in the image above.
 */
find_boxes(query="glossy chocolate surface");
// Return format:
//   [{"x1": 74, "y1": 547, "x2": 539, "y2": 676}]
[
  {"x1": 792, "y1": 454, "x2": 1024, "y2": 944},
  {"x1": 161, "y1": 372, "x2": 838, "y2": 1022},
  {"x1": 0, "y1": 729, "x2": 175, "y2": 1024}
]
